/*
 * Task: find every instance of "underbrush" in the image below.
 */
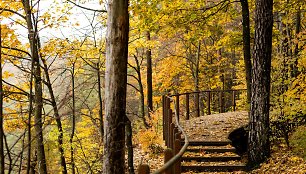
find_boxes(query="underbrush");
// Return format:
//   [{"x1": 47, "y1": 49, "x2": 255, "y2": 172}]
[{"x1": 290, "y1": 125, "x2": 306, "y2": 159}]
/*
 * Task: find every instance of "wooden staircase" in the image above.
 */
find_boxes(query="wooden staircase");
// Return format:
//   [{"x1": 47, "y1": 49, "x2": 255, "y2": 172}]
[{"x1": 181, "y1": 140, "x2": 247, "y2": 173}]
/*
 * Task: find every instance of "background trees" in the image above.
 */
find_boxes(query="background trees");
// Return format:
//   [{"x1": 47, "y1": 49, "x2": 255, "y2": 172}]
[{"x1": 0, "y1": 0, "x2": 305, "y2": 173}]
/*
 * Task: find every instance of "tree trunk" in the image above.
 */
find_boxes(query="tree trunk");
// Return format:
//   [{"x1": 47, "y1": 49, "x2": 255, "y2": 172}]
[
  {"x1": 22, "y1": 1, "x2": 48, "y2": 173},
  {"x1": 0, "y1": 24, "x2": 5, "y2": 174},
  {"x1": 125, "y1": 117, "x2": 135, "y2": 174},
  {"x1": 240, "y1": 0, "x2": 252, "y2": 105},
  {"x1": 103, "y1": 0, "x2": 129, "y2": 173},
  {"x1": 70, "y1": 64, "x2": 76, "y2": 174},
  {"x1": 97, "y1": 62, "x2": 104, "y2": 138},
  {"x1": 292, "y1": 8, "x2": 301, "y2": 77},
  {"x1": 40, "y1": 57, "x2": 67, "y2": 174},
  {"x1": 146, "y1": 31, "x2": 153, "y2": 115},
  {"x1": 248, "y1": 0, "x2": 273, "y2": 167}
]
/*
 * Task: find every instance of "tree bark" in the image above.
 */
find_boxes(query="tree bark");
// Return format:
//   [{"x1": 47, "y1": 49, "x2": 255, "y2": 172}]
[
  {"x1": 240, "y1": 0, "x2": 252, "y2": 105},
  {"x1": 146, "y1": 31, "x2": 153, "y2": 115},
  {"x1": 125, "y1": 117, "x2": 135, "y2": 174},
  {"x1": 0, "y1": 23, "x2": 5, "y2": 174},
  {"x1": 103, "y1": 0, "x2": 129, "y2": 173},
  {"x1": 22, "y1": 1, "x2": 48, "y2": 173},
  {"x1": 248, "y1": 0, "x2": 273, "y2": 167}
]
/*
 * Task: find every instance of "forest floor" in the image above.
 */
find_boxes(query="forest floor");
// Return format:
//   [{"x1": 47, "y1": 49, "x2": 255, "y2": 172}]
[{"x1": 131, "y1": 111, "x2": 306, "y2": 174}]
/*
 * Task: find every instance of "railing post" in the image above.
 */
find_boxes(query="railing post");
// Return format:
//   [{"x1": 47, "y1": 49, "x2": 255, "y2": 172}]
[
  {"x1": 219, "y1": 91, "x2": 225, "y2": 113},
  {"x1": 162, "y1": 95, "x2": 165, "y2": 140},
  {"x1": 167, "y1": 109, "x2": 172, "y2": 147},
  {"x1": 195, "y1": 93, "x2": 200, "y2": 117},
  {"x1": 174, "y1": 138, "x2": 181, "y2": 174},
  {"x1": 138, "y1": 164, "x2": 150, "y2": 174},
  {"x1": 185, "y1": 94, "x2": 189, "y2": 120},
  {"x1": 232, "y1": 90, "x2": 236, "y2": 111},
  {"x1": 164, "y1": 148, "x2": 174, "y2": 174},
  {"x1": 175, "y1": 95, "x2": 180, "y2": 122},
  {"x1": 207, "y1": 91, "x2": 211, "y2": 115},
  {"x1": 169, "y1": 123, "x2": 175, "y2": 148},
  {"x1": 172, "y1": 127, "x2": 178, "y2": 149}
]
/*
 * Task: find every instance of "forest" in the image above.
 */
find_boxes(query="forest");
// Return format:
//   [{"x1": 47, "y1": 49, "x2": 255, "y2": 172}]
[{"x1": 0, "y1": 0, "x2": 306, "y2": 173}]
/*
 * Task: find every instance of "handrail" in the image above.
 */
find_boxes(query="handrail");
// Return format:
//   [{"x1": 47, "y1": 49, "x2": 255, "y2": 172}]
[
  {"x1": 169, "y1": 89, "x2": 247, "y2": 97},
  {"x1": 152, "y1": 96, "x2": 189, "y2": 174}
]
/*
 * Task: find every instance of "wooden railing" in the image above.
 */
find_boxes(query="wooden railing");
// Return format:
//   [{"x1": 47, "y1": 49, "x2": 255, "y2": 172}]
[
  {"x1": 138, "y1": 95, "x2": 189, "y2": 174},
  {"x1": 138, "y1": 89, "x2": 246, "y2": 174},
  {"x1": 170, "y1": 89, "x2": 247, "y2": 120}
]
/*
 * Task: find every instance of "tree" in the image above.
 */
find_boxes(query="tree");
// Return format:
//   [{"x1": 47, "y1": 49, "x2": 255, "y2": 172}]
[
  {"x1": 0, "y1": 23, "x2": 4, "y2": 174},
  {"x1": 240, "y1": 0, "x2": 252, "y2": 105},
  {"x1": 22, "y1": 1, "x2": 48, "y2": 173},
  {"x1": 103, "y1": 0, "x2": 129, "y2": 173},
  {"x1": 248, "y1": 0, "x2": 273, "y2": 167}
]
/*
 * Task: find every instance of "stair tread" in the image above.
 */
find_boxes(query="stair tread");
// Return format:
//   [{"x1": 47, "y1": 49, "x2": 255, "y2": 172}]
[
  {"x1": 186, "y1": 148, "x2": 236, "y2": 153},
  {"x1": 184, "y1": 140, "x2": 232, "y2": 146},
  {"x1": 182, "y1": 156, "x2": 241, "y2": 162},
  {"x1": 182, "y1": 164, "x2": 247, "y2": 172}
]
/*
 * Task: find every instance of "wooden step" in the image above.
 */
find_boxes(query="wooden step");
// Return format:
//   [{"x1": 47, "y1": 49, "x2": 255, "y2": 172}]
[
  {"x1": 186, "y1": 148, "x2": 236, "y2": 153},
  {"x1": 181, "y1": 156, "x2": 241, "y2": 162},
  {"x1": 184, "y1": 140, "x2": 231, "y2": 146},
  {"x1": 182, "y1": 164, "x2": 247, "y2": 172}
]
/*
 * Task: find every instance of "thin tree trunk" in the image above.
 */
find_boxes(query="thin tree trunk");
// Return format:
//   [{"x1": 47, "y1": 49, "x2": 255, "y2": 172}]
[
  {"x1": 248, "y1": 0, "x2": 273, "y2": 167},
  {"x1": 70, "y1": 65, "x2": 76, "y2": 174},
  {"x1": 4, "y1": 134, "x2": 12, "y2": 173},
  {"x1": 134, "y1": 56, "x2": 149, "y2": 128},
  {"x1": 97, "y1": 62, "x2": 104, "y2": 138},
  {"x1": 22, "y1": 1, "x2": 48, "y2": 173},
  {"x1": 146, "y1": 31, "x2": 153, "y2": 115},
  {"x1": 103, "y1": 0, "x2": 129, "y2": 173},
  {"x1": 240, "y1": 0, "x2": 252, "y2": 105},
  {"x1": 292, "y1": 8, "x2": 301, "y2": 77},
  {"x1": 0, "y1": 24, "x2": 5, "y2": 174},
  {"x1": 125, "y1": 117, "x2": 135, "y2": 174},
  {"x1": 40, "y1": 57, "x2": 67, "y2": 174}
]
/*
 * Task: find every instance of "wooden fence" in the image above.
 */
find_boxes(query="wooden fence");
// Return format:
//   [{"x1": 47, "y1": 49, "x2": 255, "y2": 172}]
[{"x1": 138, "y1": 89, "x2": 246, "y2": 173}]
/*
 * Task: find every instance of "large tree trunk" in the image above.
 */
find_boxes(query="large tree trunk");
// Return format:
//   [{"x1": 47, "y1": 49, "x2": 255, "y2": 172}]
[
  {"x1": 240, "y1": 0, "x2": 252, "y2": 105},
  {"x1": 0, "y1": 24, "x2": 5, "y2": 174},
  {"x1": 103, "y1": 0, "x2": 129, "y2": 173},
  {"x1": 22, "y1": 1, "x2": 48, "y2": 173},
  {"x1": 248, "y1": 0, "x2": 273, "y2": 167},
  {"x1": 146, "y1": 31, "x2": 153, "y2": 115}
]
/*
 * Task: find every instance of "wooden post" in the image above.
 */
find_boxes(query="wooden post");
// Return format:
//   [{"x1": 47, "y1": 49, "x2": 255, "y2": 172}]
[
  {"x1": 164, "y1": 148, "x2": 174, "y2": 174},
  {"x1": 207, "y1": 91, "x2": 211, "y2": 115},
  {"x1": 169, "y1": 123, "x2": 175, "y2": 149},
  {"x1": 174, "y1": 139, "x2": 181, "y2": 174},
  {"x1": 175, "y1": 95, "x2": 180, "y2": 122},
  {"x1": 173, "y1": 127, "x2": 178, "y2": 149},
  {"x1": 195, "y1": 93, "x2": 200, "y2": 117},
  {"x1": 138, "y1": 164, "x2": 150, "y2": 174},
  {"x1": 185, "y1": 94, "x2": 189, "y2": 120},
  {"x1": 167, "y1": 109, "x2": 173, "y2": 147},
  {"x1": 219, "y1": 91, "x2": 224, "y2": 113},
  {"x1": 162, "y1": 95, "x2": 165, "y2": 140},
  {"x1": 232, "y1": 90, "x2": 236, "y2": 111}
]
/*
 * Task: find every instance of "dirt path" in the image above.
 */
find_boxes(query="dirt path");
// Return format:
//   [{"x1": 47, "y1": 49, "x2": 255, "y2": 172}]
[{"x1": 180, "y1": 111, "x2": 249, "y2": 141}]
